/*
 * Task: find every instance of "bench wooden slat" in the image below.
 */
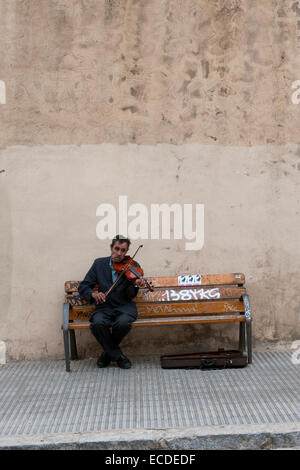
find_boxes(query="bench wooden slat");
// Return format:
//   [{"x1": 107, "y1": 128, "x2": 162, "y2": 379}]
[
  {"x1": 65, "y1": 294, "x2": 88, "y2": 306},
  {"x1": 68, "y1": 300, "x2": 244, "y2": 321},
  {"x1": 64, "y1": 273, "x2": 245, "y2": 293},
  {"x1": 135, "y1": 286, "x2": 245, "y2": 303},
  {"x1": 69, "y1": 307, "x2": 93, "y2": 320},
  {"x1": 148, "y1": 273, "x2": 245, "y2": 287},
  {"x1": 65, "y1": 286, "x2": 245, "y2": 307},
  {"x1": 133, "y1": 315, "x2": 246, "y2": 325},
  {"x1": 68, "y1": 322, "x2": 90, "y2": 329},
  {"x1": 137, "y1": 300, "x2": 244, "y2": 317},
  {"x1": 67, "y1": 314, "x2": 246, "y2": 329},
  {"x1": 65, "y1": 281, "x2": 81, "y2": 293}
]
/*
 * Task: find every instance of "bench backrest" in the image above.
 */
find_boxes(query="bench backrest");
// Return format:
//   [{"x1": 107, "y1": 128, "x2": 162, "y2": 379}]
[{"x1": 65, "y1": 273, "x2": 246, "y2": 321}]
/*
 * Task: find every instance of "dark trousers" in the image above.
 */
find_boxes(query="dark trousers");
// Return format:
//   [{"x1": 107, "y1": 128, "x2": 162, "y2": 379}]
[{"x1": 90, "y1": 308, "x2": 136, "y2": 361}]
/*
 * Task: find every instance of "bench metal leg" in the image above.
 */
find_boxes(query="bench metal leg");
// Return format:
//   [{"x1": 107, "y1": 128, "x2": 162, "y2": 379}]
[
  {"x1": 242, "y1": 294, "x2": 252, "y2": 364},
  {"x1": 246, "y1": 321, "x2": 252, "y2": 364},
  {"x1": 239, "y1": 322, "x2": 245, "y2": 351},
  {"x1": 62, "y1": 303, "x2": 71, "y2": 372},
  {"x1": 70, "y1": 329, "x2": 78, "y2": 360}
]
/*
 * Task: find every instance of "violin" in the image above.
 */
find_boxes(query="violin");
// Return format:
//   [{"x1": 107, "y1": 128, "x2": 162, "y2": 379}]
[
  {"x1": 105, "y1": 245, "x2": 154, "y2": 295},
  {"x1": 113, "y1": 256, "x2": 154, "y2": 292}
]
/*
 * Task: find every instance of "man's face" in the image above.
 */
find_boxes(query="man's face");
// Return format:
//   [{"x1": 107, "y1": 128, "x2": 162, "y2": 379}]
[{"x1": 111, "y1": 241, "x2": 129, "y2": 263}]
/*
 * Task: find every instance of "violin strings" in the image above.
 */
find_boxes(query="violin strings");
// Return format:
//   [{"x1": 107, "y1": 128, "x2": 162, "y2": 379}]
[{"x1": 104, "y1": 245, "x2": 143, "y2": 296}]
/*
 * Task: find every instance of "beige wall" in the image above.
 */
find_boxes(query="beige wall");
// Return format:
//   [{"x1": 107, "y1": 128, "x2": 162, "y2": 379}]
[{"x1": 0, "y1": 0, "x2": 299, "y2": 360}]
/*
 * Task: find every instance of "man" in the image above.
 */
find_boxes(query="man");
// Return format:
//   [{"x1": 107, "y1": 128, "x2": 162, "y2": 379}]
[{"x1": 78, "y1": 235, "x2": 145, "y2": 369}]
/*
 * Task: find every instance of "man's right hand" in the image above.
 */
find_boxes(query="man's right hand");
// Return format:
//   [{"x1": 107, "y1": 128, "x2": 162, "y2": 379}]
[{"x1": 91, "y1": 292, "x2": 106, "y2": 304}]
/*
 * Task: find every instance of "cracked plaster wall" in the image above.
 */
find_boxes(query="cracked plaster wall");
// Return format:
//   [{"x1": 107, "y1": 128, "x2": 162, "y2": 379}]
[{"x1": 0, "y1": 0, "x2": 299, "y2": 360}]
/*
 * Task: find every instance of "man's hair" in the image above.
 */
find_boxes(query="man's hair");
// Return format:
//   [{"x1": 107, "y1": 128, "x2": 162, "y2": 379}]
[{"x1": 111, "y1": 234, "x2": 131, "y2": 249}]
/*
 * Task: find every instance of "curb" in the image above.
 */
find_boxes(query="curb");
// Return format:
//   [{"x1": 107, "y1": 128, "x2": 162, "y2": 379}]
[{"x1": 0, "y1": 423, "x2": 299, "y2": 450}]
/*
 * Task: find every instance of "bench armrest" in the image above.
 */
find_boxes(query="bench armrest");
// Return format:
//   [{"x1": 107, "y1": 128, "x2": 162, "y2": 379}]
[{"x1": 242, "y1": 294, "x2": 252, "y2": 324}]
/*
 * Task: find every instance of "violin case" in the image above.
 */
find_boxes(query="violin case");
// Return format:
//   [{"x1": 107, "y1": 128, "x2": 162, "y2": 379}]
[{"x1": 160, "y1": 348, "x2": 248, "y2": 369}]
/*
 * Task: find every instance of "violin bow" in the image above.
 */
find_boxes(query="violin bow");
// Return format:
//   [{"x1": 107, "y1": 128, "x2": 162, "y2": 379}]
[{"x1": 104, "y1": 244, "x2": 143, "y2": 296}]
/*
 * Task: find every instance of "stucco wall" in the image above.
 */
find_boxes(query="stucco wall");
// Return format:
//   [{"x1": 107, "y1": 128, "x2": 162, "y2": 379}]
[{"x1": 0, "y1": 0, "x2": 299, "y2": 361}]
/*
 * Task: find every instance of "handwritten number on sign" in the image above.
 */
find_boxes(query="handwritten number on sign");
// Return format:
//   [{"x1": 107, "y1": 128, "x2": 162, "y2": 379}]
[{"x1": 160, "y1": 288, "x2": 220, "y2": 301}]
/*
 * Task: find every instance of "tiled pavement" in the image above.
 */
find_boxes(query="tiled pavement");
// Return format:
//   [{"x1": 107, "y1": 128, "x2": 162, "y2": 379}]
[{"x1": 0, "y1": 350, "x2": 299, "y2": 449}]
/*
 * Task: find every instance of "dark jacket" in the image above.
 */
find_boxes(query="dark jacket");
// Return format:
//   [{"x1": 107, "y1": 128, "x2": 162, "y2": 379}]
[{"x1": 78, "y1": 256, "x2": 139, "y2": 317}]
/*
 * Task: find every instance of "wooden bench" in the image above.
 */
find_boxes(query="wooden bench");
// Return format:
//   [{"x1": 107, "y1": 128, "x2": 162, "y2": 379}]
[{"x1": 62, "y1": 273, "x2": 252, "y2": 372}]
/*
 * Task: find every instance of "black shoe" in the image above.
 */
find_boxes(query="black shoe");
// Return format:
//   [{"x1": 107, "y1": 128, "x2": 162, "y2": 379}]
[
  {"x1": 117, "y1": 354, "x2": 131, "y2": 369},
  {"x1": 97, "y1": 352, "x2": 111, "y2": 368}
]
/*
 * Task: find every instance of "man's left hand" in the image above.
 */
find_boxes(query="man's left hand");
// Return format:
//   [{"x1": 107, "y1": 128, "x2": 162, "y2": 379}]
[{"x1": 134, "y1": 278, "x2": 146, "y2": 288}]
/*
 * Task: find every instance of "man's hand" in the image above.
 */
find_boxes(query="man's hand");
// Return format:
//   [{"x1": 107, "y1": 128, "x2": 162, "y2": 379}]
[
  {"x1": 91, "y1": 292, "x2": 106, "y2": 304},
  {"x1": 134, "y1": 278, "x2": 146, "y2": 288}
]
